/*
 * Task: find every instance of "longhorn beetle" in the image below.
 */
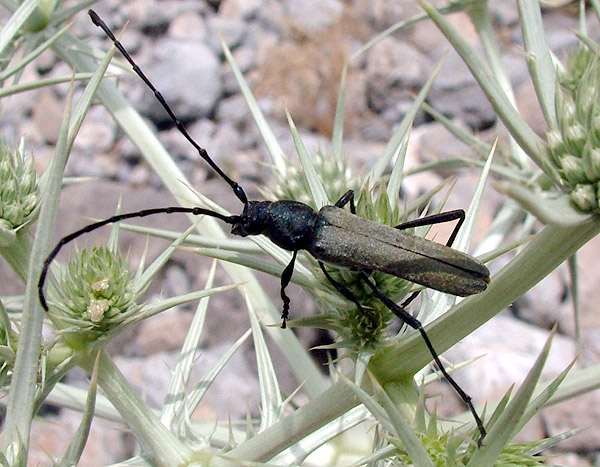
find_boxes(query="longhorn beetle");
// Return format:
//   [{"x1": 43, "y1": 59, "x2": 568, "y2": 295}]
[{"x1": 38, "y1": 9, "x2": 490, "y2": 444}]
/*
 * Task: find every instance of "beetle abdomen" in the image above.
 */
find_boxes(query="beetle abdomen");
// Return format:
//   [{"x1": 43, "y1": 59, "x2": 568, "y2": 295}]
[{"x1": 307, "y1": 206, "x2": 489, "y2": 296}]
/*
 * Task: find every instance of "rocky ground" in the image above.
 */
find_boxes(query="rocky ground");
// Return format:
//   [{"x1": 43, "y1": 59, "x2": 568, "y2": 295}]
[{"x1": 1, "y1": 0, "x2": 600, "y2": 465}]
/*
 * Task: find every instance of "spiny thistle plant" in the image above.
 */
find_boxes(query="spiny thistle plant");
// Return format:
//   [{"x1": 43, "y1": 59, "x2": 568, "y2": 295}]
[{"x1": 0, "y1": 1, "x2": 599, "y2": 466}]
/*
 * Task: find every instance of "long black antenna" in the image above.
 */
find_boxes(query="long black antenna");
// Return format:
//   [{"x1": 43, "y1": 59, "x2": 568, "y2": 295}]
[
  {"x1": 88, "y1": 9, "x2": 248, "y2": 205},
  {"x1": 38, "y1": 207, "x2": 242, "y2": 311}
]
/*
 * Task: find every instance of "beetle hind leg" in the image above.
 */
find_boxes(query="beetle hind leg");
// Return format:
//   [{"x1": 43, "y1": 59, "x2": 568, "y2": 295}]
[
  {"x1": 358, "y1": 272, "x2": 486, "y2": 446},
  {"x1": 334, "y1": 190, "x2": 356, "y2": 213},
  {"x1": 395, "y1": 209, "x2": 465, "y2": 247},
  {"x1": 318, "y1": 262, "x2": 368, "y2": 314}
]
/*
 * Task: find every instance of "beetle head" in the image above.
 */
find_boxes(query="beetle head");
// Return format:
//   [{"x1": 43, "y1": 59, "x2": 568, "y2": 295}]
[{"x1": 231, "y1": 201, "x2": 271, "y2": 237}]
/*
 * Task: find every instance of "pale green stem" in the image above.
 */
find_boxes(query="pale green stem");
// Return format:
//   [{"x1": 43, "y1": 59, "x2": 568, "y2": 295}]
[
  {"x1": 81, "y1": 349, "x2": 193, "y2": 466},
  {"x1": 0, "y1": 83, "x2": 73, "y2": 464},
  {"x1": 226, "y1": 381, "x2": 358, "y2": 462}
]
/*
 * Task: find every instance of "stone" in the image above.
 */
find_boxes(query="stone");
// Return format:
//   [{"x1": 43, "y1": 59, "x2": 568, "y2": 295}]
[
  {"x1": 219, "y1": 0, "x2": 264, "y2": 20},
  {"x1": 207, "y1": 16, "x2": 247, "y2": 53},
  {"x1": 135, "y1": 308, "x2": 194, "y2": 355},
  {"x1": 29, "y1": 412, "x2": 129, "y2": 464},
  {"x1": 365, "y1": 37, "x2": 432, "y2": 114},
  {"x1": 444, "y1": 313, "x2": 577, "y2": 406},
  {"x1": 32, "y1": 90, "x2": 64, "y2": 145},
  {"x1": 168, "y1": 11, "x2": 208, "y2": 42},
  {"x1": 282, "y1": 0, "x2": 344, "y2": 34},
  {"x1": 135, "y1": 39, "x2": 222, "y2": 123},
  {"x1": 543, "y1": 390, "x2": 600, "y2": 453}
]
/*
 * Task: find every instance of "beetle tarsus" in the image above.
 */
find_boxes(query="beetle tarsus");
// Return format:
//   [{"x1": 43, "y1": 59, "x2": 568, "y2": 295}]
[{"x1": 279, "y1": 250, "x2": 298, "y2": 328}]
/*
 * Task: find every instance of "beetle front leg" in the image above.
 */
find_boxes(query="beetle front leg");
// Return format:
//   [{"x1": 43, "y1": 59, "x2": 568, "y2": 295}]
[{"x1": 279, "y1": 250, "x2": 298, "y2": 328}]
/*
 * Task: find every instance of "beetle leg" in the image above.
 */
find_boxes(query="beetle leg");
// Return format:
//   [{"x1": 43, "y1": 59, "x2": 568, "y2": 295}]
[
  {"x1": 358, "y1": 271, "x2": 486, "y2": 445},
  {"x1": 394, "y1": 209, "x2": 465, "y2": 247},
  {"x1": 399, "y1": 290, "x2": 420, "y2": 309},
  {"x1": 318, "y1": 262, "x2": 369, "y2": 314},
  {"x1": 334, "y1": 190, "x2": 356, "y2": 214},
  {"x1": 279, "y1": 250, "x2": 298, "y2": 328},
  {"x1": 393, "y1": 210, "x2": 465, "y2": 308}
]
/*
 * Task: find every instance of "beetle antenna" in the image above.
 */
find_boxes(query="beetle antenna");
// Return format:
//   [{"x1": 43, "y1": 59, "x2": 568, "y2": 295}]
[
  {"x1": 38, "y1": 206, "x2": 242, "y2": 311},
  {"x1": 88, "y1": 9, "x2": 248, "y2": 205}
]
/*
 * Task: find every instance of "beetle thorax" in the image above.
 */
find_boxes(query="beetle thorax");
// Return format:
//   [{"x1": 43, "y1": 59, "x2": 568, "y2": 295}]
[{"x1": 231, "y1": 200, "x2": 318, "y2": 251}]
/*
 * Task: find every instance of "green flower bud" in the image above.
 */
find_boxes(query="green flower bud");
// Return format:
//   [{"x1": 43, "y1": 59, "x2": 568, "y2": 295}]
[
  {"x1": 21, "y1": 194, "x2": 37, "y2": 213},
  {"x1": 565, "y1": 122, "x2": 586, "y2": 149},
  {"x1": 571, "y1": 183, "x2": 597, "y2": 211},
  {"x1": 48, "y1": 246, "x2": 137, "y2": 348},
  {"x1": 562, "y1": 46, "x2": 594, "y2": 93},
  {"x1": 592, "y1": 114, "x2": 600, "y2": 135},
  {"x1": 2, "y1": 179, "x2": 16, "y2": 201},
  {"x1": 0, "y1": 138, "x2": 38, "y2": 231},
  {"x1": 2, "y1": 204, "x2": 21, "y2": 227},
  {"x1": 46, "y1": 342, "x2": 74, "y2": 367},
  {"x1": 546, "y1": 129, "x2": 563, "y2": 154},
  {"x1": 559, "y1": 93, "x2": 577, "y2": 125},
  {"x1": 23, "y1": 167, "x2": 38, "y2": 193},
  {"x1": 559, "y1": 154, "x2": 587, "y2": 184},
  {"x1": 575, "y1": 82, "x2": 598, "y2": 119},
  {"x1": 583, "y1": 145, "x2": 600, "y2": 181}
]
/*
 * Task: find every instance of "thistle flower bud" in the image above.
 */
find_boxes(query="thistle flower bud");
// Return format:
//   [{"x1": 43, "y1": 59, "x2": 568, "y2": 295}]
[
  {"x1": 559, "y1": 154, "x2": 587, "y2": 185},
  {"x1": 48, "y1": 246, "x2": 137, "y2": 348},
  {"x1": 546, "y1": 49, "x2": 600, "y2": 213},
  {"x1": 265, "y1": 150, "x2": 408, "y2": 346},
  {"x1": 565, "y1": 123, "x2": 586, "y2": 149},
  {"x1": 0, "y1": 138, "x2": 38, "y2": 233},
  {"x1": 570, "y1": 183, "x2": 597, "y2": 211},
  {"x1": 583, "y1": 145, "x2": 600, "y2": 181},
  {"x1": 546, "y1": 129, "x2": 564, "y2": 154}
]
